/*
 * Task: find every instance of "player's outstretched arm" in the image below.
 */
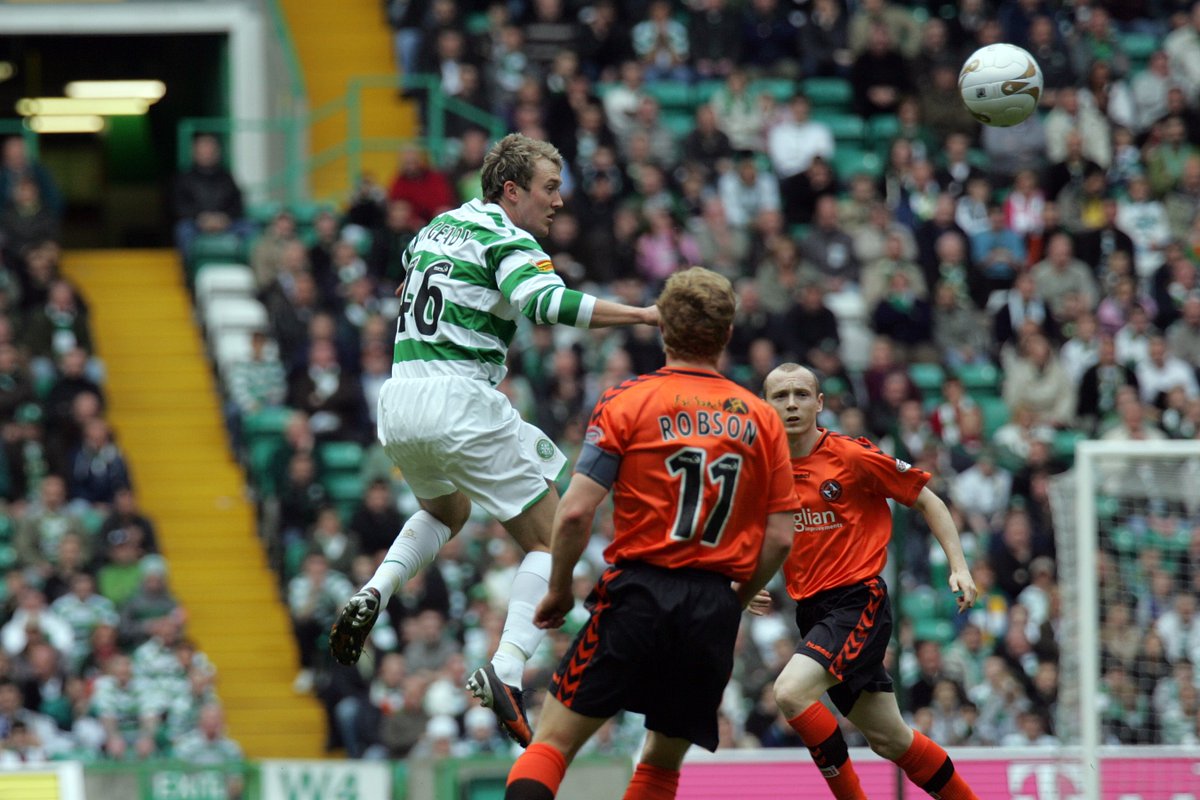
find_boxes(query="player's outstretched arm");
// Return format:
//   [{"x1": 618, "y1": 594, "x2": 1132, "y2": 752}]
[
  {"x1": 912, "y1": 486, "x2": 978, "y2": 613},
  {"x1": 587, "y1": 298, "x2": 659, "y2": 328},
  {"x1": 533, "y1": 473, "x2": 609, "y2": 629},
  {"x1": 734, "y1": 511, "x2": 794, "y2": 609}
]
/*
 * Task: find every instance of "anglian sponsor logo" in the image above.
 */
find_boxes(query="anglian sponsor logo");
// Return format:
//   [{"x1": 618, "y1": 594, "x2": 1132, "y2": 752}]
[{"x1": 794, "y1": 507, "x2": 839, "y2": 532}]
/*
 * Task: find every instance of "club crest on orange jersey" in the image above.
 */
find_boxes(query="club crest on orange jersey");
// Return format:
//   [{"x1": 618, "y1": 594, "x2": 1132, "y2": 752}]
[
  {"x1": 723, "y1": 397, "x2": 749, "y2": 414},
  {"x1": 820, "y1": 480, "x2": 843, "y2": 501},
  {"x1": 895, "y1": 459, "x2": 911, "y2": 472}
]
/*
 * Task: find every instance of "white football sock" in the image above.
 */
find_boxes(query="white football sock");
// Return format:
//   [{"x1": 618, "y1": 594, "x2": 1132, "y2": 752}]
[
  {"x1": 364, "y1": 510, "x2": 451, "y2": 603},
  {"x1": 491, "y1": 550, "x2": 552, "y2": 688}
]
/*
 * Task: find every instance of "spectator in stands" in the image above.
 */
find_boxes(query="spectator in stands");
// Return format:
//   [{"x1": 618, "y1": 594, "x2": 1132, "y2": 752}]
[
  {"x1": 631, "y1": 0, "x2": 689, "y2": 82},
  {"x1": 688, "y1": 0, "x2": 740, "y2": 79},
  {"x1": 801, "y1": 195, "x2": 861, "y2": 290},
  {"x1": 119, "y1": 557, "x2": 179, "y2": 647},
  {"x1": 849, "y1": 0, "x2": 920, "y2": 58},
  {"x1": 1166, "y1": 294, "x2": 1200, "y2": 365},
  {"x1": 386, "y1": 147, "x2": 454, "y2": 226},
  {"x1": 718, "y1": 151, "x2": 781, "y2": 230},
  {"x1": 368, "y1": 200, "x2": 419, "y2": 288},
  {"x1": 739, "y1": 0, "x2": 797, "y2": 75},
  {"x1": 871, "y1": 270, "x2": 935, "y2": 357},
  {"x1": 850, "y1": 23, "x2": 912, "y2": 118},
  {"x1": 348, "y1": 479, "x2": 405, "y2": 561},
  {"x1": 1071, "y1": 6, "x2": 1130, "y2": 82},
  {"x1": 15, "y1": 474, "x2": 86, "y2": 583},
  {"x1": 43, "y1": 347, "x2": 103, "y2": 432},
  {"x1": 0, "y1": 678, "x2": 69, "y2": 758},
  {"x1": 1, "y1": 585, "x2": 74, "y2": 657},
  {"x1": 972, "y1": 205, "x2": 1026, "y2": 300},
  {"x1": 1137, "y1": 334, "x2": 1200, "y2": 406},
  {"x1": 171, "y1": 134, "x2": 253, "y2": 259},
  {"x1": 0, "y1": 178, "x2": 60, "y2": 256},
  {"x1": 1148, "y1": 116, "x2": 1198, "y2": 197},
  {"x1": 952, "y1": 449, "x2": 1013, "y2": 535},
  {"x1": 0, "y1": 343, "x2": 33, "y2": 426},
  {"x1": 1003, "y1": 331, "x2": 1076, "y2": 427},
  {"x1": 23, "y1": 280, "x2": 94, "y2": 388},
  {"x1": 1119, "y1": 174, "x2": 1172, "y2": 279},
  {"x1": 1166, "y1": 158, "x2": 1200, "y2": 243},
  {"x1": 50, "y1": 572, "x2": 118, "y2": 674},
  {"x1": 67, "y1": 419, "x2": 131, "y2": 509},
  {"x1": 1030, "y1": 233, "x2": 1099, "y2": 322},
  {"x1": 1077, "y1": 334, "x2": 1140, "y2": 432},
  {"x1": 1102, "y1": 386, "x2": 1167, "y2": 441},
  {"x1": 288, "y1": 551, "x2": 353, "y2": 694},
  {"x1": 981, "y1": 113, "x2": 1047, "y2": 184},
  {"x1": 710, "y1": 70, "x2": 769, "y2": 153},
  {"x1": 250, "y1": 210, "x2": 299, "y2": 289},
  {"x1": 96, "y1": 525, "x2": 150, "y2": 608},
  {"x1": 766, "y1": 94, "x2": 834, "y2": 188},
  {"x1": 92, "y1": 652, "x2": 161, "y2": 759},
  {"x1": 0, "y1": 137, "x2": 62, "y2": 218},
  {"x1": 1059, "y1": 311, "x2": 1100, "y2": 383},
  {"x1": 798, "y1": 0, "x2": 851, "y2": 76},
  {"x1": 780, "y1": 281, "x2": 840, "y2": 363}
]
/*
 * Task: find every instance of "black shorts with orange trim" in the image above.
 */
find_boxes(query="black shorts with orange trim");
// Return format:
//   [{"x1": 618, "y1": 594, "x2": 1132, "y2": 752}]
[
  {"x1": 549, "y1": 561, "x2": 741, "y2": 752},
  {"x1": 794, "y1": 576, "x2": 894, "y2": 716}
]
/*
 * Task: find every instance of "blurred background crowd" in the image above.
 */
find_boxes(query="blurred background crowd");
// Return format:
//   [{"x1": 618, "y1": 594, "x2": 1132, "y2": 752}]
[{"x1": 2, "y1": 0, "x2": 1200, "y2": 766}]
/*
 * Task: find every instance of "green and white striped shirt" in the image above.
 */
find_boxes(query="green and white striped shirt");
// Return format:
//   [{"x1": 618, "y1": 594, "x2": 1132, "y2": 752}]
[{"x1": 393, "y1": 199, "x2": 596, "y2": 386}]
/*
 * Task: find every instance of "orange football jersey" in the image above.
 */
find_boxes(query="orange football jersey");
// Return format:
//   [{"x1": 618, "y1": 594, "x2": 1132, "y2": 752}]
[
  {"x1": 581, "y1": 367, "x2": 798, "y2": 582},
  {"x1": 784, "y1": 430, "x2": 930, "y2": 601}
]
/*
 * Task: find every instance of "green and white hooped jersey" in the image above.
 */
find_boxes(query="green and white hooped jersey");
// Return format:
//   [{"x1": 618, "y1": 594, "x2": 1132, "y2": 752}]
[{"x1": 393, "y1": 199, "x2": 596, "y2": 386}]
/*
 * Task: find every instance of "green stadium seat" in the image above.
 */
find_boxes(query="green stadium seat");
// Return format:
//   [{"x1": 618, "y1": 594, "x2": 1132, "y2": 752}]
[
  {"x1": 189, "y1": 233, "x2": 245, "y2": 278},
  {"x1": 868, "y1": 114, "x2": 900, "y2": 144},
  {"x1": 900, "y1": 586, "x2": 938, "y2": 621},
  {"x1": 324, "y1": 473, "x2": 364, "y2": 503},
  {"x1": 464, "y1": 11, "x2": 491, "y2": 35},
  {"x1": 977, "y1": 395, "x2": 1011, "y2": 437},
  {"x1": 242, "y1": 407, "x2": 294, "y2": 441},
  {"x1": 660, "y1": 110, "x2": 695, "y2": 140},
  {"x1": 247, "y1": 201, "x2": 283, "y2": 226},
  {"x1": 318, "y1": 441, "x2": 364, "y2": 474},
  {"x1": 291, "y1": 201, "x2": 333, "y2": 226},
  {"x1": 832, "y1": 146, "x2": 883, "y2": 179},
  {"x1": 908, "y1": 363, "x2": 946, "y2": 396},
  {"x1": 751, "y1": 78, "x2": 797, "y2": 103},
  {"x1": 645, "y1": 81, "x2": 694, "y2": 111},
  {"x1": 1119, "y1": 31, "x2": 1159, "y2": 65},
  {"x1": 80, "y1": 507, "x2": 107, "y2": 536},
  {"x1": 692, "y1": 80, "x2": 724, "y2": 105},
  {"x1": 814, "y1": 112, "x2": 866, "y2": 145},
  {"x1": 0, "y1": 544, "x2": 16, "y2": 572},
  {"x1": 248, "y1": 437, "x2": 286, "y2": 497},
  {"x1": 956, "y1": 362, "x2": 1000, "y2": 396},
  {"x1": 0, "y1": 516, "x2": 12, "y2": 544},
  {"x1": 789, "y1": 223, "x2": 811, "y2": 242},
  {"x1": 802, "y1": 77, "x2": 853, "y2": 109},
  {"x1": 1052, "y1": 429, "x2": 1087, "y2": 464},
  {"x1": 594, "y1": 82, "x2": 619, "y2": 99},
  {"x1": 914, "y1": 617, "x2": 957, "y2": 645}
]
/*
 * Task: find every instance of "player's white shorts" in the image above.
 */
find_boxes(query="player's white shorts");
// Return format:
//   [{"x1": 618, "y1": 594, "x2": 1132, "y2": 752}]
[{"x1": 376, "y1": 375, "x2": 567, "y2": 521}]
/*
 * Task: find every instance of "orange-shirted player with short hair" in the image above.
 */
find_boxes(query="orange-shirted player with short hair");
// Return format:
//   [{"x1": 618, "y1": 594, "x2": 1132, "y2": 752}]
[
  {"x1": 504, "y1": 268, "x2": 798, "y2": 800},
  {"x1": 764, "y1": 363, "x2": 982, "y2": 800}
]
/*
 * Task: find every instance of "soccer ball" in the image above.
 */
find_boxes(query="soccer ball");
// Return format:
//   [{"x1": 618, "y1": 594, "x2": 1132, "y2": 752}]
[{"x1": 958, "y1": 43, "x2": 1044, "y2": 127}]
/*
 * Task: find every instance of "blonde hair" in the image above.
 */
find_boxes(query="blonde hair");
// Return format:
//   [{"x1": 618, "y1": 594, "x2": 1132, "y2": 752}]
[
  {"x1": 481, "y1": 134, "x2": 564, "y2": 203},
  {"x1": 657, "y1": 267, "x2": 735, "y2": 362}
]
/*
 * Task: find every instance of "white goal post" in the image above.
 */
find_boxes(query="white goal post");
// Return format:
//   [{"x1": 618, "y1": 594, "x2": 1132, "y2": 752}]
[{"x1": 1050, "y1": 439, "x2": 1200, "y2": 800}]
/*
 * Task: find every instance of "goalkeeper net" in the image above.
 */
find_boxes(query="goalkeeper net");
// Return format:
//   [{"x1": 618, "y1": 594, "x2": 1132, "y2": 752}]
[{"x1": 1049, "y1": 440, "x2": 1200, "y2": 799}]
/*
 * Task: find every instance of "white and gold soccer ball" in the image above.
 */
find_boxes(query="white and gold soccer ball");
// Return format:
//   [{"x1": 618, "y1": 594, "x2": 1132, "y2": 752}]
[{"x1": 958, "y1": 43, "x2": 1044, "y2": 127}]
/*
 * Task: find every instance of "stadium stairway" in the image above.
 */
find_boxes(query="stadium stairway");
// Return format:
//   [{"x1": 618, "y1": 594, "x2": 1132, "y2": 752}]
[
  {"x1": 61, "y1": 250, "x2": 327, "y2": 759},
  {"x1": 279, "y1": 0, "x2": 418, "y2": 201}
]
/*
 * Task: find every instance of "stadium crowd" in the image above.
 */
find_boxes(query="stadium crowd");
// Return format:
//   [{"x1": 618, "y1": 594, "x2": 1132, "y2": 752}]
[
  {"x1": 4, "y1": 0, "x2": 1200, "y2": 769},
  {"x1": 0, "y1": 135, "x2": 243, "y2": 766}
]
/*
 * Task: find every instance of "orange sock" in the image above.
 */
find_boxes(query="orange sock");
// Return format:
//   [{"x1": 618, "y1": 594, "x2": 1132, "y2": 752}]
[
  {"x1": 622, "y1": 763, "x2": 680, "y2": 800},
  {"x1": 895, "y1": 730, "x2": 979, "y2": 800},
  {"x1": 506, "y1": 743, "x2": 568, "y2": 800},
  {"x1": 786, "y1": 703, "x2": 866, "y2": 799}
]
